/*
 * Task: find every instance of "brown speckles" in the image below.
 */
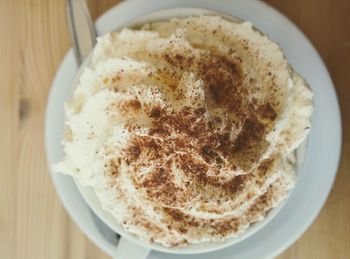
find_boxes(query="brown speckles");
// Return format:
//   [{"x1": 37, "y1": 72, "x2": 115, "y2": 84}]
[
  {"x1": 105, "y1": 158, "x2": 121, "y2": 187},
  {"x1": 163, "y1": 207, "x2": 184, "y2": 222},
  {"x1": 149, "y1": 107, "x2": 162, "y2": 118},
  {"x1": 128, "y1": 99, "x2": 142, "y2": 110},
  {"x1": 118, "y1": 99, "x2": 142, "y2": 115},
  {"x1": 175, "y1": 54, "x2": 185, "y2": 63},
  {"x1": 149, "y1": 69, "x2": 180, "y2": 90},
  {"x1": 96, "y1": 16, "x2": 300, "y2": 246},
  {"x1": 194, "y1": 53, "x2": 245, "y2": 118},
  {"x1": 222, "y1": 175, "x2": 246, "y2": 193},
  {"x1": 257, "y1": 103, "x2": 277, "y2": 121},
  {"x1": 109, "y1": 159, "x2": 120, "y2": 177},
  {"x1": 232, "y1": 118, "x2": 268, "y2": 170},
  {"x1": 194, "y1": 107, "x2": 206, "y2": 115},
  {"x1": 257, "y1": 159, "x2": 274, "y2": 176},
  {"x1": 201, "y1": 145, "x2": 215, "y2": 158},
  {"x1": 125, "y1": 141, "x2": 141, "y2": 163},
  {"x1": 112, "y1": 74, "x2": 122, "y2": 83},
  {"x1": 123, "y1": 99, "x2": 142, "y2": 112},
  {"x1": 142, "y1": 167, "x2": 169, "y2": 188},
  {"x1": 179, "y1": 227, "x2": 188, "y2": 234}
]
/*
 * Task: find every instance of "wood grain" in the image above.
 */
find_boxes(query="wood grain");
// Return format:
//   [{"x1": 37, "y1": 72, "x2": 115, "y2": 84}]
[{"x1": 0, "y1": 0, "x2": 348, "y2": 258}]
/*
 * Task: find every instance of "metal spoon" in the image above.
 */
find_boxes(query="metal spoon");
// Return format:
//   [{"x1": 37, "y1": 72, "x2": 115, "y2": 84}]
[
  {"x1": 66, "y1": 0, "x2": 122, "y2": 248},
  {"x1": 66, "y1": 0, "x2": 97, "y2": 66}
]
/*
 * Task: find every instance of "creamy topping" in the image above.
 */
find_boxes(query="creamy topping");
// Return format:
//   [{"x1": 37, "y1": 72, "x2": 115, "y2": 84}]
[{"x1": 54, "y1": 16, "x2": 313, "y2": 246}]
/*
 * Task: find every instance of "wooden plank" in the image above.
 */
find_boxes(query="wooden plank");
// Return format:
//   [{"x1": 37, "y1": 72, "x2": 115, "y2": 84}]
[
  {"x1": 0, "y1": 0, "x2": 348, "y2": 258},
  {"x1": 0, "y1": 0, "x2": 19, "y2": 258}
]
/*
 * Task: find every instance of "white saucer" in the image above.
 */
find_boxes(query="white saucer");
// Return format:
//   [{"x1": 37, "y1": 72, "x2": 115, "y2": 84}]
[{"x1": 45, "y1": 0, "x2": 342, "y2": 258}]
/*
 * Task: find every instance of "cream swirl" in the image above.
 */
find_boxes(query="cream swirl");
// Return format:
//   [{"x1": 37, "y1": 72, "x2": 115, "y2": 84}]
[{"x1": 54, "y1": 16, "x2": 313, "y2": 246}]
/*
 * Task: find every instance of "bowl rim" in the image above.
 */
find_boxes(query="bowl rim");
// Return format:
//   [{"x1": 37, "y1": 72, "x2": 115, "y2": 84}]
[
  {"x1": 69, "y1": 6, "x2": 298, "y2": 254},
  {"x1": 45, "y1": 0, "x2": 342, "y2": 258}
]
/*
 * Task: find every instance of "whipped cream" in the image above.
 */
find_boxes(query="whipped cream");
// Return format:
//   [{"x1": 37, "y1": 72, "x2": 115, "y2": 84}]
[{"x1": 54, "y1": 16, "x2": 313, "y2": 246}]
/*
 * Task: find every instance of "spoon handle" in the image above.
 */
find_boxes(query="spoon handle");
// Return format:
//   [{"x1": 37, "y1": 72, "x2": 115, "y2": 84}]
[{"x1": 66, "y1": 0, "x2": 97, "y2": 65}]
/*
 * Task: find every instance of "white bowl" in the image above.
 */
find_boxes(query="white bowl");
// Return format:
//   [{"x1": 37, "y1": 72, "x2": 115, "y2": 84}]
[
  {"x1": 71, "y1": 6, "x2": 297, "y2": 256},
  {"x1": 45, "y1": 1, "x2": 342, "y2": 258}
]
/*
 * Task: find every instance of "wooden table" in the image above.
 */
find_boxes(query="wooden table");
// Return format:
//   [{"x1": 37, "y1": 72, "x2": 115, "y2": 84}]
[{"x1": 1, "y1": 0, "x2": 349, "y2": 258}]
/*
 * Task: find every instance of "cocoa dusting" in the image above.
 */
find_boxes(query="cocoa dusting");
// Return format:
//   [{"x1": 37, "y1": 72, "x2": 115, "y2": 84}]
[{"x1": 115, "y1": 29, "x2": 282, "y2": 241}]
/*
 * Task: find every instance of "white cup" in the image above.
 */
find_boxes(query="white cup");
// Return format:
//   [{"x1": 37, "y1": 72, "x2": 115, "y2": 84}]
[{"x1": 55, "y1": 7, "x2": 292, "y2": 259}]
